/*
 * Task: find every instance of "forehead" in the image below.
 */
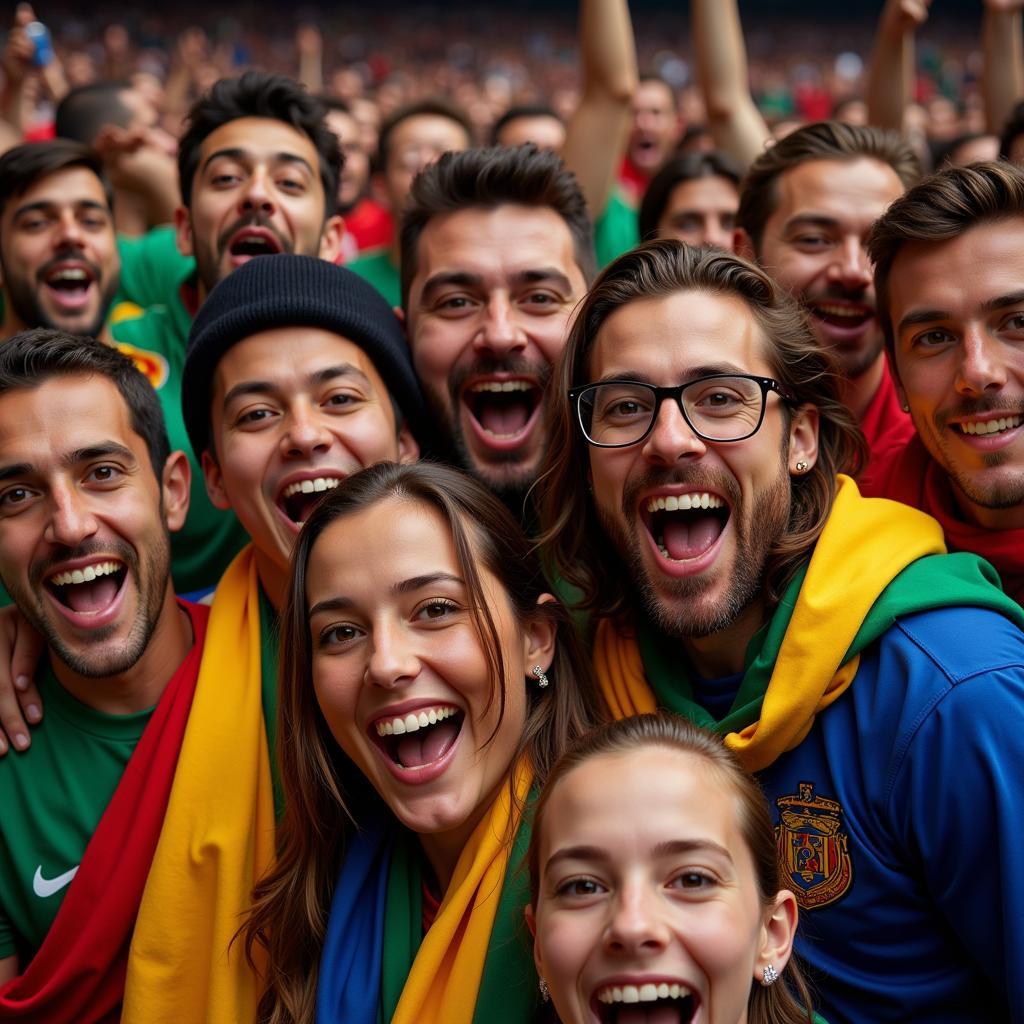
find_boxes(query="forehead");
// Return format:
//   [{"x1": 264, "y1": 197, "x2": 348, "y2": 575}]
[
  {"x1": 196, "y1": 117, "x2": 321, "y2": 170},
  {"x1": 634, "y1": 80, "x2": 674, "y2": 111},
  {"x1": 387, "y1": 114, "x2": 469, "y2": 157},
  {"x1": 588, "y1": 289, "x2": 773, "y2": 381},
  {"x1": 412, "y1": 204, "x2": 584, "y2": 290},
  {"x1": 0, "y1": 374, "x2": 140, "y2": 461},
  {"x1": 888, "y1": 218, "x2": 1024, "y2": 322},
  {"x1": 768, "y1": 157, "x2": 905, "y2": 229},
  {"x1": 7, "y1": 166, "x2": 109, "y2": 215},
  {"x1": 665, "y1": 175, "x2": 739, "y2": 214}
]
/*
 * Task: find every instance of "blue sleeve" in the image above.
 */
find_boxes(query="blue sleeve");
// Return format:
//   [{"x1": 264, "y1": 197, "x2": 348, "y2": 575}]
[{"x1": 891, "y1": 664, "x2": 1024, "y2": 1019}]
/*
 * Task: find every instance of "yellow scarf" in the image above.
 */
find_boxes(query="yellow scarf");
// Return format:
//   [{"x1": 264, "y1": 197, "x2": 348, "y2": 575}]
[
  {"x1": 392, "y1": 760, "x2": 533, "y2": 1024},
  {"x1": 122, "y1": 546, "x2": 275, "y2": 1022},
  {"x1": 595, "y1": 476, "x2": 946, "y2": 771}
]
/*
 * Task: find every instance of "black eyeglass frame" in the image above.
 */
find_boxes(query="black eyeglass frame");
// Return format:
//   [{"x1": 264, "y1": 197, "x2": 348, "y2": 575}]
[{"x1": 568, "y1": 373, "x2": 799, "y2": 449}]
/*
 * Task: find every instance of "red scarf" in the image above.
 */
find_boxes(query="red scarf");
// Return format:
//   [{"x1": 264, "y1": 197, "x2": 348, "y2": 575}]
[
  {"x1": 0, "y1": 602, "x2": 209, "y2": 1022},
  {"x1": 858, "y1": 359, "x2": 915, "y2": 490},
  {"x1": 861, "y1": 435, "x2": 1024, "y2": 603}
]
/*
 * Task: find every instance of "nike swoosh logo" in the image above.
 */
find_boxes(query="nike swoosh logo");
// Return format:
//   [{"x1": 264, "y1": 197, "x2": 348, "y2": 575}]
[{"x1": 33, "y1": 864, "x2": 79, "y2": 898}]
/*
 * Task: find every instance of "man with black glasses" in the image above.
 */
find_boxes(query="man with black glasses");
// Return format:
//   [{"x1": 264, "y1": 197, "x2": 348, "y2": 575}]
[{"x1": 538, "y1": 240, "x2": 1024, "y2": 1022}]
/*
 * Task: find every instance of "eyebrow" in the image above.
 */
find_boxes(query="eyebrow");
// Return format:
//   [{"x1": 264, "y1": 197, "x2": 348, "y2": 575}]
[
  {"x1": 544, "y1": 838, "x2": 733, "y2": 874},
  {"x1": 12, "y1": 199, "x2": 109, "y2": 219},
  {"x1": 201, "y1": 147, "x2": 315, "y2": 176},
  {"x1": 222, "y1": 364, "x2": 371, "y2": 409},
  {"x1": 781, "y1": 214, "x2": 839, "y2": 235},
  {"x1": 308, "y1": 572, "x2": 465, "y2": 617},
  {"x1": 0, "y1": 441, "x2": 136, "y2": 483},
  {"x1": 418, "y1": 267, "x2": 575, "y2": 306},
  {"x1": 897, "y1": 290, "x2": 1024, "y2": 335},
  {"x1": 593, "y1": 362, "x2": 750, "y2": 386}
]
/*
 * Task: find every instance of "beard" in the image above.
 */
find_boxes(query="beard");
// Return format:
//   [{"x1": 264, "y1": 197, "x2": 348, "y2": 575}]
[
  {"x1": 2, "y1": 253, "x2": 115, "y2": 338},
  {"x1": 598, "y1": 456, "x2": 792, "y2": 640},
  {"x1": 193, "y1": 212, "x2": 294, "y2": 294}
]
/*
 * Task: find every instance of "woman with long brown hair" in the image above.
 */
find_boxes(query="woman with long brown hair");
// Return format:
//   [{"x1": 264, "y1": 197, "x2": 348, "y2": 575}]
[{"x1": 245, "y1": 461, "x2": 604, "y2": 1024}]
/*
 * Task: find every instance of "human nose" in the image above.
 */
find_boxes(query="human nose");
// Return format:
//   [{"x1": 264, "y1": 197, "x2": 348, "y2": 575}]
[
  {"x1": 956, "y1": 326, "x2": 1008, "y2": 396},
  {"x1": 705, "y1": 216, "x2": 732, "y2": 252},
  {"x1": 239, "y1": 166, "x2": 276, "y2": 215},
  {"x1": 640, "y1": 393, "x2": 707, "y2": 465},
  {"x1": 473, "y1": 295, "x2": 527, "y2": 358},
  {"x1": 603, "y1": 879, "x2": 671, "y2": 957},
  {"x1": 365, "y1": 617, "x2": 420, "y2": 689},
  {"x1": 826, "y1": 237, "x2": 872, "y2": 291},
  {"x1": 55, "y1": 208, "x2": 86, "y2": 249},
  {"x1": 44, "y1": 483, "x2": 99, "y2": 548},
  {"x1": 280, "y1": 403, "x2": 332, "y2": 458}
]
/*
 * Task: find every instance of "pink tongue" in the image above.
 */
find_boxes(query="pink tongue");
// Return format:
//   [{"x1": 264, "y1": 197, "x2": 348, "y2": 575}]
[
  {"x1": 476, "y1": 398, "x2": 532, "y2": 437},
  {"x1": 662, "y1": 513, "x2": 723, "y2": 560},
  {"x1": 616, "y1": 1006, "x2": 683, "y2": 1024},
  {"x1": 396, "y1": 719, "x2": 460, "y2": 769},
  {"x1": 63, "y1": 576, "x2": 119, "y2": 614}
]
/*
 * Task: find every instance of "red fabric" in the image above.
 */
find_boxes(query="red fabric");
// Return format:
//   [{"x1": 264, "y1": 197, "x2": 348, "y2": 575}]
[
  {"x1": 22, "y1": 123, "x2": 55, "y2": 142},
  {"x1": 339, "y1": 199, "x2": 393, "y2": 264},
  {"x1": 858, "y1": 360, "x2": 915, "y2": 491},
  {"x1": 421, "y1": 874, "x2": 442, "y2": 935},
  {"x1": 861, "y1": 436, "x2": 1024, "y2": 604},
  {"x1": 617, "y1": 155, "x2": 649, "y2": 205},
  {"x1": 0, "y1": 602, "x2": 209, "y2": 1022}
]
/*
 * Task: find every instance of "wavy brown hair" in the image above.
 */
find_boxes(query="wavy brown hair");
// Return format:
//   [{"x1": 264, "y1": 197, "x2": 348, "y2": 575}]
[
  {"x1": 535, "y1": 240, "x2": 865, "y2": 620},
  {"x1": 245, "y1": 461, "x2": 605, "y2": 1024},
  {"x1": 528, "y1": 714, "x2": 816, "y2": 1024}
]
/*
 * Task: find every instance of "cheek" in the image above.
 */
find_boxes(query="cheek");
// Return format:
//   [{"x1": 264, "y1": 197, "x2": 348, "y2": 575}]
[
  {"x1": 333, "y1": 411, "x2": 401, "y2": 465},
  {"x1": 413, "y1": 328, "x2": 465, "y2": 390},
  {"x1": 588, "y1": 451, "x2": 629, "y2": 520},
  {"x1": 312, "y1": 660, "x2": 364, "y2": 755},
  {"x1": 536, "y1": 908, "x2": 595, "y2": 995}
]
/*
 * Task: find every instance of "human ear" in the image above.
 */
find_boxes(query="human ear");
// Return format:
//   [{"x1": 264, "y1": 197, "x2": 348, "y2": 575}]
[
  {"x1": 397, "y1": 424, "x2": 419, "y2": 464},
  {"x1": 173, "y1": 206, "x2": 194, "y2": 258},
  {"x1": 318, "y1": 214, "x2": 345, "y2": 263},
  {"x1": 788, "y1": 403, "x2": 819, "y2": 476},
  {"x1": 201, "y1": 449, "x2": 232, "y2": 512},
  {"x1": 755, "y1": 889, "x2": 799, "y2": 983},
  {"x1": 161, "y1": 450, "x2": 192, "y2": 533},
  {"x1": 734, "y1": 227, "x2": 757, "y2": 262},
  {"x1": 523, "y1": 594, "x2": 557, "y2": 677}
]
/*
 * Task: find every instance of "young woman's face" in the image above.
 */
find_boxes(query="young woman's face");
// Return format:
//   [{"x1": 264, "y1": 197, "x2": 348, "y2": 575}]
[
  {"x1": 307, "y1": 495, "x2": 551, "y2": 866},
  {"x1": 530, "y1": 747, "x2": 786, "y2": 1024}
]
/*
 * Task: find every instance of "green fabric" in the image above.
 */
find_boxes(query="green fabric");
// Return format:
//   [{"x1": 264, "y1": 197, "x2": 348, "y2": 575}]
[
  {"x1": 594, "y1": 189, "x2": 640, "y2": 269},
  {"x1": 114, "y1": 225, "x2": 195, "y2": 314},
  {"x1": 349, "y1": 249, "x2": 401, "y2": 308},
  {"x1": 638, "y1": 552, "x2": 1024, "y2": 733},
  {"x1": 0, "y1": 662, "x2": 152, "y2": 959},
  {"x1": 111, "y1": 308, "x2": 249, "y2": 594},
  {"x1": 257, "y1": 586, "x2": 284, "y2": 820},
  {"x1": 379, "y1": 810, "x2": 539, "y2": 1024}
]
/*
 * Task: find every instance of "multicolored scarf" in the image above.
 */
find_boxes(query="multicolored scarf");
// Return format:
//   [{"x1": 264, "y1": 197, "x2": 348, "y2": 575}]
[
  {"x1": 595, "y1": 476, "x2": 1024, "y2": 771},
  {"x1": 122, "y1": 547, "x2": 276, "y2": 1023},
  {"x1": 861, "y1": 433, "x2": 1024, "y2": 604},
  {"x1": 0, "y1": 603, "x2": 208, "y2": 1023},
  {"x1": 318, "y1": 761, "x2": 538, "y2": 1024}
]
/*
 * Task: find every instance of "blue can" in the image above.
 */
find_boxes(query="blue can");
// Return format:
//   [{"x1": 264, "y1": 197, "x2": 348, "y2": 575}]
[{"x1": 25, "y1": 21, "x2": 53, "y2": 68}]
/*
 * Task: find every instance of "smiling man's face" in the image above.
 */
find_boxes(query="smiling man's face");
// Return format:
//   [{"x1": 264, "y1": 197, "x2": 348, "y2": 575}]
[{"x1": 405, "y1": 203, "x2": 587, "y2": 504}]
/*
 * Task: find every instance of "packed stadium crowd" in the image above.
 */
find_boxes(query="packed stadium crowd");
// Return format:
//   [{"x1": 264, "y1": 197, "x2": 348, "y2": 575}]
[{"x1": 0, "y1": 0, "x2": 1022, "y2": 1022}]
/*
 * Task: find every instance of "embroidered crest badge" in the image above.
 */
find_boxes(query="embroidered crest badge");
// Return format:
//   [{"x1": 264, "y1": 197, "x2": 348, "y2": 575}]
[
  {"x1": 114, "y1": 342, "x2": 169, "y2": 390},
  {"x1": 775, "y1": 782, "x2": 853, "y2": 909}
]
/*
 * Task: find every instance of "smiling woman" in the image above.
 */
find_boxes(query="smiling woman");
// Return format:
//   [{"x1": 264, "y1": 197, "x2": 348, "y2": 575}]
[
  {"x1": 527, "y1": 715, "x2": 818, "y2": 1024},
  {"x1": 244, "y1": 461, "x2": 604, "y2": 1024}
]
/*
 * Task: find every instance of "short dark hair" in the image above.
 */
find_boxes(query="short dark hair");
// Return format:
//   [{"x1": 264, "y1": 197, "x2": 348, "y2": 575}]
[
  {"x1": 490, "y1": 104, "x2": 563, "y2": 146},
  {"x1": 0, "y1": 140, "x2": 113, "y2": 219},
  {"x1": 638, "y1": 150, "x2": 742, "y2": 240},
  {"x1": 868, "y1": 161, "x2": 1024, "y2": 359},
  {"x1": 55, "y1": 81, "x2": 133, "y2": 146},
  {"x1": 737, "y1": 121, "x2": 921, "y2": 251},
  {"x1": 0, "y1": 329, "x2": 170, "y2": 478},
  {"x1": 537, "y1": 240, "x2": 865, "y2": 619},
  {"x1": 999, "y1": 99, "x2": 1024, "y2": 160},
  {"x1": 399, "y1": 143, "x2": 596, "y2": 305},
  {"x1": 637, "y1": 73, "x2": 678, "y2": 112},
  {"x1": 177, "y1": 71, "x2": 343, "y2": 218},
  {"x1": 376, "y1": 98, "x2": 473, "y2": 171}
]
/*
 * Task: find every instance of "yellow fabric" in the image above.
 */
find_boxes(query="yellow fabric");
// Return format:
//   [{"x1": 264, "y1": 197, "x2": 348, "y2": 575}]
[
  {"x1": 392, "y1": 760, "x2": 533, "y2": 1024},
  {"x1": 122, "y1": 546, "x2": 276, "y2": 1023},
  {"x1": 594, "y1": 476, "x2": 947, "y2": 772}
]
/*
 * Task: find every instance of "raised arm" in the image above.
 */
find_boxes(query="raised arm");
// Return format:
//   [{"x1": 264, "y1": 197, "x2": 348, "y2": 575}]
[
  {"x1": 982, "y1": 0, "x2": 1024, "y2": 136},
  {"x1": 867, "y1": 0, "x2": 931, "y2": 133},
  {"x1": 691, "y1": 0, "x2": 770, "y2": 170},
  {"x1": 561, "y1": 0, "x2": 639, "y2": 218}
]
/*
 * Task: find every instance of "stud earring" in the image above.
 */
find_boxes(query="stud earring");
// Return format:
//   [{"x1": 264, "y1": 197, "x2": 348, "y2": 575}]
[
  {"x1": 901, "y1": 403, "x2": 910, "y2": 413},
  {"x1": 539, "y1": 977, "x2": 550, "y2": 1002},
  {"x1": 794, "y1": 460, "x2": 808, "y2": 473},
  {"x1": 762, "y1": 964, "x2": 779, "y2": 986},
  {"x1": 532, "y1": 665, "x2": 550, "y2": 688}
]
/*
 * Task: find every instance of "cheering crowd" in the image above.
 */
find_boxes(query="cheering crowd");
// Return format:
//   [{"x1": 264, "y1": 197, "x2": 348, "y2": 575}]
[{"x1": 0, "y1": 1, "x2": 1023, "y2": 1022}]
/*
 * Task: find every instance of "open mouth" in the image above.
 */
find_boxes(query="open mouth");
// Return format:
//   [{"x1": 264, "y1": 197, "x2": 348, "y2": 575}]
[
  {"x1": 45, "y1": 559, "x2": 126, "y2": 616},
  {"x1": 227, "y1": 228, "x2": 283, "y2": 260},
  {"x1": 42, "y1": 264, "x2": 96, "y2": 310},
  {"x1": 808, "y1": 302, "x2": 873, "y2": 330},
  {"x1": 642, "y1": 492, "x2": 730, "y2": 563},
  {"x1": 956, "y1": 415, "x2": 1023, "y2": 436},
  {"x1": 276, "y1": 476, "x2": 342, "y2": 527},
  {"x1": 371, "y1": 704, "x2": 464, "y2": 771},
  {"x1": 594, "y1": 982, "x2": 699, "y2": 1024},
  {"x1": 462, "y1": 379, "x2": 542, "y2": 441}
]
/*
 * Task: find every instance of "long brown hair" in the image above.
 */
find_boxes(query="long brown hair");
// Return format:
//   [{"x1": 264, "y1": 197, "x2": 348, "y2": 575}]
[
  {"x1": 527, "y1": 714, "x2": 815, "y2": 1024},
  {"x1": 535, "y1": 239, "x2": 865, "y2": 620},
  {"x1": 246, "y1": 461, "x2": 605, "y2": 1024}
]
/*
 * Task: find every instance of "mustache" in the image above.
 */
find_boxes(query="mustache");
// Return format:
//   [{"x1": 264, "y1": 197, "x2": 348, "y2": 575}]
[
  {"x1": 216, "y1": 213, "x2": 291, "y2": 255},
  {"x1": 30, "y1": 538, "x2": 136, "y2": 589},
  {"x1": 448, "y1": 357, "x2": 551, "y2": 405},
  {"x1": 936, "y1": 396, "x2": 1024, "y2": 429},
  {"x1": 36, "y1": 248, "x2": 103, "y2": 285},
  {"x1": 803, "y1": 285, "x2": 874, "y2": 308},
  {"x1": 622, "y1": 465, "x2": 740, "y2": 519}
]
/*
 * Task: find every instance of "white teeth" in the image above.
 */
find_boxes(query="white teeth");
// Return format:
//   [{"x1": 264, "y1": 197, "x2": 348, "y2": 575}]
[
  {"x1": 645, "y1": 492, "x2": 724, "y2": 513},
  {"x1": 282, "y1": 477, "x2": 341, "y2": 498},
  {"x1": 470, "y1": 380, "x2": 532, "y2": 393},
  {"x1": 959, "y1": 416, "x2": 1022, "y2": 436},
  {"x1": 597, "y1": 982, "x2": 691, "y2": 1004},
  {"x1": 49, "y1": 268, "x2": 89, "y2": 282},
  {"x1": 812, "y1": 303, "x2": 870, "y2": 319},
  {"x1": 375, "y1": 705, "x2": 458, "y2": 737},
  {"x1": 49, "y1": 560, "x2": 123, "y2": 587}
]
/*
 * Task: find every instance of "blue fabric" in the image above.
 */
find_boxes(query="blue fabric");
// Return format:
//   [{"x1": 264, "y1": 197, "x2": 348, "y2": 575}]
[{"x1": 316, "y1": 818, "x2": 392, "y2": 1024}]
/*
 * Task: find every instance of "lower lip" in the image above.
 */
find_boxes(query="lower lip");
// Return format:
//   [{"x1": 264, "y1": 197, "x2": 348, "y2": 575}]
[
  {"x1": 809, "y1": 310, "x2": 874, "y2": 344},
  {"x1": 274, "y1": 504, "x2": 304, "y2": 536},
  {"x1": 372, "y1": 723, "x2": 462, "y2": 786},
  {"x1": 43, "y1": 572, "x2": 128, "y2": 631},
  {"x1": 43, "y1": 282, "x2": 94, "y2": 313},
  {"x1": 951, "y1": 421, "x2": 1024, "y2": 452},
  {"x1": 642, "y1": 514, "x2": 729, "y2": 579},
  {"x1": 462, "y1": 398, "x2": 542, "y2": 453}
]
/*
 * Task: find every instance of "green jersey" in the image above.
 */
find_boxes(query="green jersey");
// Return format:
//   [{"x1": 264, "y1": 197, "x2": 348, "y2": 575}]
[
  {"x1": 594, "y1": 189, "x2": 639, "y2": 269},
  {"x1": 0, "y1": 665, "x2": 153, "y2": 962},
  {"x1": 348, "y1": 248, "x2": 401, "y2": 307},
  {"x1": 114, "y1": 225, "x2": 195, "y2": 317}
]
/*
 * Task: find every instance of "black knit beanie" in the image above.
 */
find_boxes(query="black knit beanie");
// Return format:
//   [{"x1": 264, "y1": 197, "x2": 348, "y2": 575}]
[{"x1": 182, "y1": 254, "x2": 428, "y2": 456}]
